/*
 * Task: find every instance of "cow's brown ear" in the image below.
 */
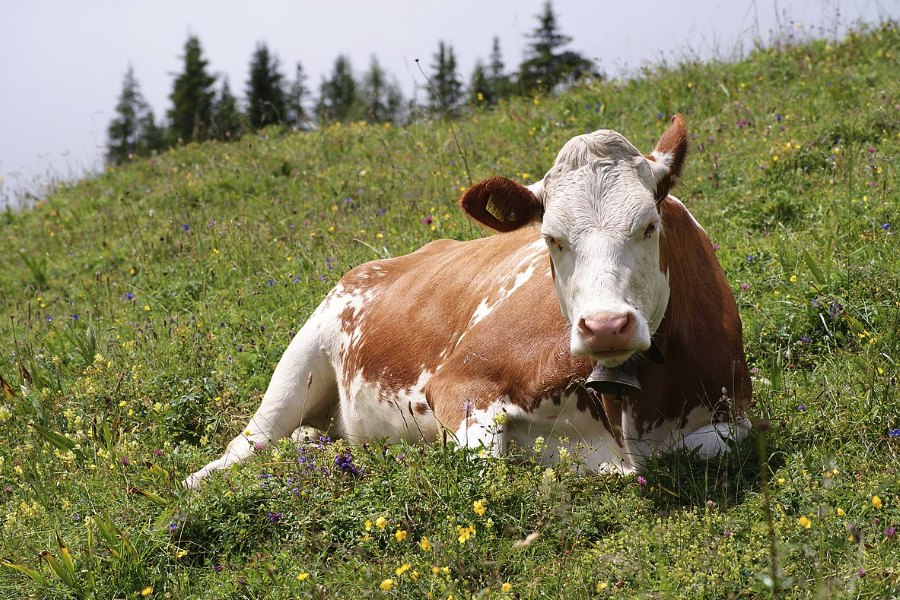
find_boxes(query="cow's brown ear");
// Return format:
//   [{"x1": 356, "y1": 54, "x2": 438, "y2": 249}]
[
  {"x1": 646, "y1": 114, "x2": 688, "y2": 202},
  {"x1": 459, "y1": 176, "x2": 543, "y2": 232}
]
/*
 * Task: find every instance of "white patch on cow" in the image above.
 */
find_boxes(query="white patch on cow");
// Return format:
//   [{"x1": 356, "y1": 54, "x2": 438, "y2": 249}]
[
  {"x1": 340, "y1": 370, "x2": 439, "y2": 443},
  {"x1": 456, "y1": 238, "x2": 546, "y2": 347}
]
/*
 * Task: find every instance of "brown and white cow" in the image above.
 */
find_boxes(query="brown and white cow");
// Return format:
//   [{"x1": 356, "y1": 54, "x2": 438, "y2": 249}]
[{"x1": 186, "y1": 115, "x2": 752, "y2": 488}]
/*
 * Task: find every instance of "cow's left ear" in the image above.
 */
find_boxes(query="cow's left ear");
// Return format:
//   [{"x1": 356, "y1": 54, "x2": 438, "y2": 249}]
[
  {"x1": 459, "y1": 176, "x2": 544, "y2": 232},
  {"x1": 646, "y1": 114, "x2": 688, "y2": 202}
]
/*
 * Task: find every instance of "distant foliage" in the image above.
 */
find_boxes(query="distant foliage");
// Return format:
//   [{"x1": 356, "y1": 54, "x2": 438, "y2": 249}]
[
  {"x1": 428, "y1": 41, "x2": 463, "y2": 115},
  {"x1": 210, "y1": 78, "x2": 244, "y2": 141},
  {"x1": 246, "y1": 43, "x2": 288, "y2": 129},
  {"x1": 286, "y1": 62, "x2": 310, "y2": 128},
  {"x1": 106, "y1": 66, "x2": 165, "y2": 165},
  {"x1": 360, "y1": 56, "x2": 404, "y2": 123},
  {"x1": 168, "y1": 35, "x2": 217, "y2": 144},
  {"x1": 518, "y1": 1, "x2": 596, "y2": 92},
  {"x1": 316, "y1": 54, "x2": 358, "y2": 123}
]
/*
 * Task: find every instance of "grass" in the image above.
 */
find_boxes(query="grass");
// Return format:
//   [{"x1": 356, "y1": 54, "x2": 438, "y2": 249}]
[{"x1": 1, "y1": 21, "x2": 900, "y2": 599}]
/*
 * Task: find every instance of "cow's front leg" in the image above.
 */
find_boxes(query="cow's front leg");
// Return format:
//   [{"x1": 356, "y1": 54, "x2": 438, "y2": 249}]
[{"x1": 445, "y1": 400, "x2": 509, "y2": 456}]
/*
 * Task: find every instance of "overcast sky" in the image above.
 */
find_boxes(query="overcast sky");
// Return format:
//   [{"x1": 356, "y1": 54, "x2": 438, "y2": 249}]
[{"x1": 1, "y1": 0, "x2": 897, "y2": 204}]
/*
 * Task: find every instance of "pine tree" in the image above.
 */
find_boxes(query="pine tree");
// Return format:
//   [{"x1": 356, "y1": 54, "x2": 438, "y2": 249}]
[
  {"x1": 246, "y1": 43, "x2": 287, "y2": 129},
  {"x1": 107, "y1": 66, "x2": 161, "y2": 165},
  {"x1": 518, "y1": 1, "x2": 595, "y2": 92},
  {"x1": 211, "y1": 78, "x2": 243, "y2": 141},
  {"x1": 316, "y1": 55, "x2": 358, "y2": 123},
  {"x1": 488, "y1": 37, "x2": 512, "y2": 99},
  {"x1": 168, "y1": 35, "x2": 216, "y2": 144},
  {"x1": 360, "y1": 55, "x2": 403, "y2": 123},
  {"x1": 428, "y1": 41, "x2": 462, "y2": 114},
  {"x1": 286, "y1": 62, "x2": 309, "y2": 128},
  {"x1": 470, "y1": 61, "x2": 493, "y2": 105}
]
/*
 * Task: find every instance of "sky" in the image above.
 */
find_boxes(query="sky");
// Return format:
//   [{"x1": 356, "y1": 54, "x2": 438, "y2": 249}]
[{"x1": 1, "y1": 0, "x2": 898, "y2": 205}]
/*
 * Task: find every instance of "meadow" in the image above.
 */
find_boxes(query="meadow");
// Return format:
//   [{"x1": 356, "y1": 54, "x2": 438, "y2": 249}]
[{"x1": 1, "y1": 22, "x2": 899, "y2": 599}]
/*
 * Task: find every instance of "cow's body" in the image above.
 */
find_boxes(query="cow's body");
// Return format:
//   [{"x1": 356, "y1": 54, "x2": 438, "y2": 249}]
[{"x1": 187, "y1": 116, "x2": 752, "y2": 488}]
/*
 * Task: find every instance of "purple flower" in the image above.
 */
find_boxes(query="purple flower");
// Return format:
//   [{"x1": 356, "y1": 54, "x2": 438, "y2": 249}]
[
  {"x1": 155, "y1": 449, "x2": 163, "y2": 456},
  {"x1": 214, "y1": 564, "x2": 223, "y2": 572},
  {"x1": 637, "y1": 476, "x2": 648, "y2": 487},
  {"x1": 168, "y1": 523, "x2": 178, "y2": 532},
  {"x1": 267, "y1": 280, "x2": 275, "y2": 286},
  {"x1": 711, "y1": 243, "x2": 720, "y2": 251},
  {"x1": 182, "y1": 224, "x2": 190, "y2": 231},
  {"x1": 798, "y1": 404, "x2": 806, "y2": 411},
  {"x1": 377, "y1": 208, "x2": 387, "y2": 216},
  {"x1": 254, "y1": 441, "x2": 265, "y2": 451},
  {"x1": 125, "y1": 292, "x2": 135, "y2": 300},
  {"x1": 882, "y1": 223, "x2": 889, "y2": 230},
  {"x1": 120, "y1": 456, "x2": 129, "y2": 466},
  {"x1": 267, "y1": 512, "x2": 282, "y2": 523},
  {"x1": 888, "y1": 429, "x2": 900, "y2": 438},
  {"x1": 885, "y1": 526, "x2": 896, "y2": 538},
  {"x1": 207, "y1": 220, "x2": 216, "y2": 229},
  {"x1": 741, "y1": 283, "x2": 750, "y2": 290},
  {"x1": 72, "y1": 314, "x2": 80, "y2": 321},
  {"x1": 858, "y1": 568, "x2": 866, "y2": 578},
  {"x1": 800, "y1": 335, "x2": 811, "y2": 343},
  {"x1": 828, "y1": 300, "x2": 843, "y2": 320},
  {"x1": 423, "y1": 215, "x2": 434, "y2": 225},
  {"x1": 319, "y1": 275, "x2": 326, "y2": 281},
  {"x1": 46, "y1": 316, "x2": 53, "y2": 322}
]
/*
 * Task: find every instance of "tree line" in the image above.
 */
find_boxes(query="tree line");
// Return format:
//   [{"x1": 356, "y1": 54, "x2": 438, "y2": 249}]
[{"x1": 106, "y1": 1, "x2": 596, "y2": 166}]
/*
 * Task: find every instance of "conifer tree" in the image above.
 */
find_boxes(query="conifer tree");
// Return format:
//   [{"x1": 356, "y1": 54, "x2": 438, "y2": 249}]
[
  {"x1": 488, "y1": 37, "x2": 512, "y2": 99},
  {"x1": 211, "y1": 78, "x2": 243, "y2": 141},
  {"x1": 107, "y1": 66, "x2": 161, "y2": 165},
  {"x1": 168, "y1": 35, "x2": 216, "y2": 144},
  {"x1": 428, "y1": 41, "x2": 462, "y2": 114},
  {"x1": 360, "y1": 55, "x2": 403, "y2": 123},
  {"x1": 246, "y1": 43, "x2": 287, "y2": 129},
  {"x1": 316, "y1": 55, "x2": 358, "y2": 123},
  {"x1": 470, "y1": 61, "x2": 493, "y2": 105},
  {"x1": 286, "y1": 62, "x2": 309, "y2": 128},
  {"x1": 518, "y1": 1, "x2": 595, "y2": 92}
]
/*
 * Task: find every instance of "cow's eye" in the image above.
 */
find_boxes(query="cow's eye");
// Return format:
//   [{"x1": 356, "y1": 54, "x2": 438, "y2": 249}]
[
  {"x1": 643, "y1": 222, "x2": 658, "y2": 238},
  {"x1": 544, "y1": 236, "x2": 565, "y2": 252}
]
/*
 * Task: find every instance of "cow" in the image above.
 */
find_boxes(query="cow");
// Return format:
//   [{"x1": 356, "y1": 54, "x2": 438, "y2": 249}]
[{"x1": 185, "y1": 115, "x2": 752, "y2": 489}]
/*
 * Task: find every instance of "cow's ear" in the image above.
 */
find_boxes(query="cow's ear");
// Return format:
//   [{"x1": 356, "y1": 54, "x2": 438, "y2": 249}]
[
  {"x1": 646, "y1": 114, "x2": 688, "y2": 202},
  {"x1": 459, "y1": 176, "x2": 544, "y2": 232}
]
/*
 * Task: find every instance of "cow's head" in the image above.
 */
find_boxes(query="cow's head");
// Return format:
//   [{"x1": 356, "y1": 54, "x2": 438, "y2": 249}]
[{"x1": 460, "y1": 115, "x2": 688, "y2": 367}]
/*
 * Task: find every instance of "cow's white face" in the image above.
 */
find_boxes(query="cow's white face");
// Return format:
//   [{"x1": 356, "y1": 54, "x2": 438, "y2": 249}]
[{"x1": 460, "y1": 116, "x2": 688, "y2": 367}]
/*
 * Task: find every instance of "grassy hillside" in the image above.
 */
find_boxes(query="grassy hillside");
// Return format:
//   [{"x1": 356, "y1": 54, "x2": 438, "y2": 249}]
[{"x1": 2, "y1": 22, "x2": 900, "y2": 599}]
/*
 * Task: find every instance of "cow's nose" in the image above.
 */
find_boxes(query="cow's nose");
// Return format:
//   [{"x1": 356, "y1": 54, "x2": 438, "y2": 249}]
[{"x1": 579, "y1": 312, "x2": 635, "y2": 351}]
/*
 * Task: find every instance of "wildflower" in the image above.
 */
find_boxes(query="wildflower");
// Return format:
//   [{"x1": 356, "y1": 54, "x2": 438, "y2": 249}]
[
  {"x1": 858, "y1": 567, "x2": 866, "y2": 577},
  {"x1": 741, "y1": 283, "x2": 750, "y2": 290},
  {"x1": 167, "y1": 523, "x2": 177, "y2": 532},
  {"x1": 798, "y1": 404, "x2": 806, "y2": 411},
  {"x1": 396, "y1": 563, "x2": 411, "y2": 575},
  {"x1": 379, "y1": 578, "x2": 394, "y2": 591},
  {"x1": 473, "y1": 499, "x2": 486, "y2": 515},
  {"x1": 141, "y1": 587, "x2": 153, "y2": 597},
  {"x1": 365, "y1": 519, "x2": 372, "y2": 531},
  {"x1": 637, "y1": 476, "x2": 648, "y2": 487},
  {"x1": 267, "y1": 512, "x2": 281, "y2": 523},
  {"x1": 375, "y1": 516, "x2": 388, "y2": 529},
  {"x1": 254, "y1": 441, "x2": 265, "y2": 451},
  {"x1": 501, "y1": 582, "x2": 512, "y2": 593},
  {"x1": 182, "y1": 224, "x2": 190, "y2": 231},
  {"x1": 799, "y1": 516, "x2": 812, "y2": 529},
  {"x1": 72, "y1": 314, "x2": 79, "y2": 320},
  {"x1": 423, "y1": 215, "x2": 433, "y2": 225},
  {"x1": 457, "y1": 525, "x2": 474, "y2": 543},
  {"x1": 297, "y1": 572, "x2": 309, "y2": 580},
  {"x1": 711, "y1": 243, "x2": 719, "y2": 251},
  {"x1": 888, "y1": 429, "x2": 900, "y2": 438},
  {"x1": 885, "y1": 526, "x2": 896, "y2": 538},
  {"x1": 267, "y1": 280, "x2": 275, "y2": 286},
  {"x1": 882, "y1": 223, "x2": 889, "y2": 230},
  {"x1": 394, "y1": 529, "x2": 407, "y2": 542},
  {"x1": 213, "y1": 564, "x2": 223, "y2": 572},
  {"x1": 872, "y1": 496, "x2": 883, "y2": 509},
  {"x1": 837, "y1": 508, "x2": 845, "y2": 516},
  {"x1": 800, "y1": 335, "x2": 811, "y2": 344},
  {"x1": 419, "y1": 537, "x2": 431, "y2": 551}
]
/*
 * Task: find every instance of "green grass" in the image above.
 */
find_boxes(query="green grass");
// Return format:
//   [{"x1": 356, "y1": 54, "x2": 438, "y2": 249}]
[{"x1": 2, "y1": 22, "x2": 900, "y2": 599}]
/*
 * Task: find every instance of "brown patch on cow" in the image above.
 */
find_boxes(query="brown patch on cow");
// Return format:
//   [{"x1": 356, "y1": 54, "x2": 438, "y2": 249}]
[
  {"x1": 621, "y1": 196, "x2": 752, "y2": 436},
  {"x1": 414, "y1": 402, "x2": 431, "y2": 416},
  {"x1": 459, "y1": 177, "x2": 543, "y2": 233}
]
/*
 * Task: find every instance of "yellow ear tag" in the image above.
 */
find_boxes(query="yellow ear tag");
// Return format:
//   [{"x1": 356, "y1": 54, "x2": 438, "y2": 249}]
[{"x1": 485, "y1": 197, "x2": 504, "y2": 222}]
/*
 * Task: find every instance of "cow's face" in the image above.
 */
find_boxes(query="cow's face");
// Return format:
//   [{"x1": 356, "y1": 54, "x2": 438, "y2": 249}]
[{"x1": 460, "y1": 115, "x2": 688, "y2": 367}]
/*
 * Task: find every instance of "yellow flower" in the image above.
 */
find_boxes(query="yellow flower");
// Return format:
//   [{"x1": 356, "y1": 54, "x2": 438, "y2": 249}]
[
  {"x1": 375, "y1": 516, "x2": 388, "y2": 529},
  {"x1": 365, "y1": 519, "x2": 372, "y2": 531},
  {"x1": 872, "y1": 496, "x2": 883, "y2": 509},
  {"x1": 396, "y1": 563, "x2": 411, "y2": 575},
  {"x1": 790, "y1": 275, "x2": 797, "y2": 282},
  {"x1": 411, "y1": 570, "x2": 419, "y2": 581},
  {"x1": 394, "y1": 529, "x2": 407, "y2": 542},
  {"x1": 432, "y1": 566, "x2": 440, "y2": 574},
  {"x1": 297, "y1": 573, "x2": 309, "y2": 581},
  {"x1": 837, "y1": 508, "x2": 845, "y2": 516},
  {"x1": 457, "y1": 525, "x2": 474, "y2": 543},
  {"x1": 177, "y1": 549, "x2": 188, "y2": 558},
  {"x1": 473, "y1": 499, "x2": 486, "y2": 516},
  {"x1": 501, "y1": 582, "x2": 512, "y2": 592},
  {"x1": 799, "y1": 516, "x2": 812, "y2": 529},
  {"x1": 419, "y1": 537, "x2": 432, "y2": 551},
  {"x1": 379, "y1": 578, "x2": 394, "y2": 591},
  {"x1": 141, "y1": 587, "x2": 153, "y2": 597}
]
